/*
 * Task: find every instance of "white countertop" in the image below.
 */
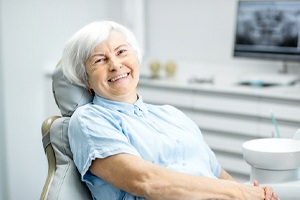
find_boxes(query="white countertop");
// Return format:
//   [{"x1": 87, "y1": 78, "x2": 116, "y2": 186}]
[{"x1": 138, "y1": 78, "x2": 300, "y2": 101}]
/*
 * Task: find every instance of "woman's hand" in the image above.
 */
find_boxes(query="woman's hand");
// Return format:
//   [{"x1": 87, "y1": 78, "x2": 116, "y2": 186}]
[{"x1": 254, "y1": 180, "x2": 280, "y2": 200}]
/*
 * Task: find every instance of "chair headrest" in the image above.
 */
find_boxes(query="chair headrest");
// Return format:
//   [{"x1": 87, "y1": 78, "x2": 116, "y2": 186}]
[{"x1": 52, "y1": 66, "x2": 93, "y2": 117}]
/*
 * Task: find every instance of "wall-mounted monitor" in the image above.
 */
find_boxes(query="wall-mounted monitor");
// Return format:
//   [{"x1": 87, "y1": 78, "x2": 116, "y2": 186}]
[{"x1": 233, "y1": 1, "x2": 300, "y2": 61}]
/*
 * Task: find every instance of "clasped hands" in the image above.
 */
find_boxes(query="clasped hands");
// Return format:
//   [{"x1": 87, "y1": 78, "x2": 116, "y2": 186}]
[{"x1": 254, "y1": 180, "x2": 279, "y2": 200}]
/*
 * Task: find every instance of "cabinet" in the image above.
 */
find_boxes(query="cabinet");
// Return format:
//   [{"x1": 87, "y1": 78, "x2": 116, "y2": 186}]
[{"x1": 137, "y1": 79, "x2": 300, "y2": 182}]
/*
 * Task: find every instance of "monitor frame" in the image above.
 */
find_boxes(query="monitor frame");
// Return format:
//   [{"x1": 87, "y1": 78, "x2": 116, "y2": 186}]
[{"x1": 233, "y1": 0, "x2": 300, "y2": 62}]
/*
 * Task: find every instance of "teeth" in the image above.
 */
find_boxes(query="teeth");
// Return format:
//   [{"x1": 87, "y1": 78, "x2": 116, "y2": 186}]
[{"x1": 110, "y1": 73, "x2": 128, "y2": 82}]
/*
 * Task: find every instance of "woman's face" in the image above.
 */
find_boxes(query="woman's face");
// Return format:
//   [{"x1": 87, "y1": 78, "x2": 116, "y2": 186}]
[{"x1": 85, "y1": 31, "x2": 140, "y2": 103}]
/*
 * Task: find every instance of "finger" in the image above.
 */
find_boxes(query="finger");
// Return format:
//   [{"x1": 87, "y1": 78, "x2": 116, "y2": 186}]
[
  {"x1": 264, "y1": 186, "x2": 273, "y2": 200},
  {"x1": 272, "y1": 192, "x2": 279, "y2": 200},
  {"x1": 253, "y1": 180, "x2": 259, "y2": 186}
]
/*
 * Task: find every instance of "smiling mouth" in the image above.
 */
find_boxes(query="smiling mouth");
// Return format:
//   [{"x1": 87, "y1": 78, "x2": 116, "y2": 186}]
[{"x1": 108, "y1": 73, "x2": 130, "y2": 82}]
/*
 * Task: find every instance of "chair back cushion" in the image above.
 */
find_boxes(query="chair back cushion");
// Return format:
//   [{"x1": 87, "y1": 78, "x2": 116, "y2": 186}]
[
  {"x1": 52, "y1": 65, "x2": 93, "y2": 117},
  {"x1": 46, "y1": 64, "x2": 93, "y2": 199}
]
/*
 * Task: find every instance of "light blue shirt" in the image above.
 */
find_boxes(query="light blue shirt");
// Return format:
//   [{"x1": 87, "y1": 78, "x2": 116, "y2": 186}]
[{"x1": 69, "y1": 95, "x2": 221, "y2": 200}]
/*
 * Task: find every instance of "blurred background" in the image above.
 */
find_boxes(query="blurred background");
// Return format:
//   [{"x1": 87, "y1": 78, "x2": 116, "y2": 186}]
[{"x1": 0, "y1": 0, "x2": 299, "y2": 199}]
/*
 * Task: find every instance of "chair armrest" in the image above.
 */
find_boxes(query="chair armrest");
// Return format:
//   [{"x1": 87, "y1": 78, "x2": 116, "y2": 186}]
[{"x1": 40, "y1": 116, "x2": 61, "y2": 200}]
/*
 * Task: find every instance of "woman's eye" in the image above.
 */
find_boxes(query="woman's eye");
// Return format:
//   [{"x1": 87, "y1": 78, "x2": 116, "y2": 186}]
[
  {"x1": 95, "y1": 57, "x2": 106, "y2": 64},
  {"x1": 117, "y1": 49, "x2": 127, "y2": 55}
]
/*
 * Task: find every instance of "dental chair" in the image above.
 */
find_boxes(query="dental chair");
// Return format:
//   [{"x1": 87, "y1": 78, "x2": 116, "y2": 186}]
[{"x1": 40, "y1": 65, "x2": 93, "y2": 200}]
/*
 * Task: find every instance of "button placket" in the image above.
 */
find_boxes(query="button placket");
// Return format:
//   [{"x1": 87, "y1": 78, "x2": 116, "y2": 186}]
[{"x1": 134, "y1": 106, "x2": 144, "y2": 117}]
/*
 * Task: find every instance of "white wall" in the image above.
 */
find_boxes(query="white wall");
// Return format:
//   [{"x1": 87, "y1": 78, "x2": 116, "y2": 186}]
[
  {"x1": 146, "y1": 0, "x2": 236, "y2": 62},
  {"x1": 1, "y1": 0, "x2": 300, "y2": 200},
  {"x1": 143, "y1": 0, "x2": 300, "y2": 82},
  {"x1": 0, "y1": 0, "x2": 110, "y2": 199},
  {"x1": 0, "y1": 1, "x2": 7, "y2": 200}
]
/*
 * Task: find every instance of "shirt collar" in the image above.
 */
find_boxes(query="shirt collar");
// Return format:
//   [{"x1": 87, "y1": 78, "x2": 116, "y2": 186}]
[{"x1": 92, "y1": 94, "x2": 148, "y2": 116}]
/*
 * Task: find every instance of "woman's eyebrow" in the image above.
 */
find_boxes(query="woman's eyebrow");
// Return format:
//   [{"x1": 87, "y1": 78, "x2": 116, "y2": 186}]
[
  {"x1": 115, "y1": 44, "x2": 129, "y2": 51},
  {"x1": 91, "y1": 52, "x2": 106, "y2": 58}
]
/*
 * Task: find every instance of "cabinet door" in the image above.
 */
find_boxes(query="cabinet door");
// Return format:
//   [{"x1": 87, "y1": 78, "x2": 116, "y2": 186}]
[
  {"x1": 258, "y1": 120, "x2": 299, "y2": 138},
  {"x1": 191, "y1": 91, "x2": 260, "y2": 137},
  {"x1": 257, "y1": 98, "x2": 300, "y2": 138},
  {"x1": 190, "y1": 112, "x2": 258, "y2": 137},
  {"x1": 137, "y1": 86, "x2": 194, "y2": 107},
  {"x1": 192, "y1": 92, "x2": 259, "y2": 116},
  {"x1": 258, "y1": 98, "x2": 300, "y2": 122}
]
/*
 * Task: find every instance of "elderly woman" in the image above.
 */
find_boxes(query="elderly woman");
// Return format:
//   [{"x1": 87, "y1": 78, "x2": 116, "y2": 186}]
[{"x1": 61, "y1": 20, "x2": 278, "y2": 200}]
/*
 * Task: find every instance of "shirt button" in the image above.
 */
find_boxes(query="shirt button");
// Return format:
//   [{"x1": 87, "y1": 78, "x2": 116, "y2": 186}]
[{"x1": 135, "y1": 110, "x2": 144, "y2": 117}]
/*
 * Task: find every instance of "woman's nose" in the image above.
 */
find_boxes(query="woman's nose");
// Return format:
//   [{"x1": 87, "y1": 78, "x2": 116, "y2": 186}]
[{"x1": 109, "y1": 57, "x2": 122, "y2": 71}]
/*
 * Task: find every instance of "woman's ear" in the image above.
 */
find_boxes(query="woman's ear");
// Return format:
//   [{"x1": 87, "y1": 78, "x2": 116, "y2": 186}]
[
  {"x1": 87, "y1": 82, "x2": 94, "y2": 95},
  {"x1": 86, "y1": 78, "x2": 94, "y2": 95},
  {"x1": 88, "y1": 88, "x2": 94, "y2": 95}
]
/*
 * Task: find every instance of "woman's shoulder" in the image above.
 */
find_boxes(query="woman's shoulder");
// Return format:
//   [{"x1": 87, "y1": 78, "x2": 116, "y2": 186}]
[
  {"x1": 71, "y1": 102, "x2": 115, "y2": 123},
  {"x1": 73, "y1": 102, "x2": 106, "y2": 114}
]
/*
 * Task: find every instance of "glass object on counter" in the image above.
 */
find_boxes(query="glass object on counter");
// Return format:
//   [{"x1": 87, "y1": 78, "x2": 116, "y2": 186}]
[{"x1": 149, "y1": 60, "x2": 161, "y2": 79}]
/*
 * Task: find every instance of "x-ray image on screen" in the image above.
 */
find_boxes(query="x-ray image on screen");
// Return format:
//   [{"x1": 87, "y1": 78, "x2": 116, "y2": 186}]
[{"x1": 234, "y1": 1, "x2": 300, "y2": 61}]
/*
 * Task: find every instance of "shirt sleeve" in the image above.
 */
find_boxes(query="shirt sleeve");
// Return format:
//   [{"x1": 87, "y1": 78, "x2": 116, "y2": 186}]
[
  {"x1": 204, "y1": 142, "x2": 222, "y2": 177},
  {"x1": 68, "y1": 104, "x2": 141, "y2": 181}
]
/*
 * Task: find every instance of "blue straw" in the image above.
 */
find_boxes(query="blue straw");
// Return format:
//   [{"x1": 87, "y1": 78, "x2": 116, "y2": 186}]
[{"x1": 270, "y1": 109, "x2": 280, "y2": 138}]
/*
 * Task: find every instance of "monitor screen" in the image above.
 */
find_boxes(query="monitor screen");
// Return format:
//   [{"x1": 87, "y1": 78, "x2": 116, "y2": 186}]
[{"x1": 233, "y1": 1, "x2": 300, "y2": 61}]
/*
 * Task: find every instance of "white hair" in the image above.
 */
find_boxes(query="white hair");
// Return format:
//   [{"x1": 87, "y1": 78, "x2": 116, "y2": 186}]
[{"x1": 61, "y1": 20, "x2": 142, "y2": 88}]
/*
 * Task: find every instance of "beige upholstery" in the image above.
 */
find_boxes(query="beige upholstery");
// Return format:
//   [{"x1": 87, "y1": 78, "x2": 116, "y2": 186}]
[
  {"x1": 40, "y1": 65, "x2": 93, "y2": 200},
  {"x1": 40, "y1": 116, "x2": 60, "y2": 200}
]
